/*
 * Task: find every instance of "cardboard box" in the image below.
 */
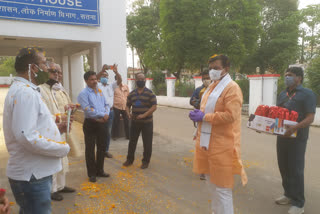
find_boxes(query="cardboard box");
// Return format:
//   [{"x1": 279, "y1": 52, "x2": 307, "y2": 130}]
[{"x1": 247, "y1": 114, "x2": 297, "y2": 138}]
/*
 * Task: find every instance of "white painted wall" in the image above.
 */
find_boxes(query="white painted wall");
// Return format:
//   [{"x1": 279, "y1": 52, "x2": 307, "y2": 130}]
[
  {"x1": 166, "y1": 78, "x2": 176, "y2": 97},
  {"x1": 194, "y1": 77, "x2": 202, "y2": 89},
  {"x1": 70, "y1": 54, "x2": 85, "y2": 103},
  {"x1": 146, "y1": 79, "x2": 153, "y2": 91},
  {"x1": 157, "y1": 96, "x2": 193, "y2": 109},
  {"x1": 248, "y1": 75, "x2": 280, "y2": 115},
  {"x1": 128, "y1": 79, "x2": 135, "y2": 92},
  {"x1": 262, "y1": 76, "x2": 278, "y2": 107},
  {"x1": 314, "y1": 108, "x2": 320, "y2": 126},
  {"x1": 0, "y1": 76, "x2": 13, "y2": 85},
  {"x1": 248, "y1": 76, "x2": 263, "y2": 115}
]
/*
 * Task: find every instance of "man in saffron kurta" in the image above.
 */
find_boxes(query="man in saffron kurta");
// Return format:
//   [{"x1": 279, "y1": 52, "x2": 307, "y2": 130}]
[
  {"x1": 193, "y1": 79, "x2": 247, "y2": 187},
  {"x1": 190, "y1": 55, "x2": 247, "y2": 214}
]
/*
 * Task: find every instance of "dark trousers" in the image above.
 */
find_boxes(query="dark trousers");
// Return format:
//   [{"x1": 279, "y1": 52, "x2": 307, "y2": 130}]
[
  {"x1": 277, "y1": 136, "x2": 307, "y2": 208},
  {"x1": 83, "y1": 119, "x2": 108, "y2": 177},
  {"x1": 127, "y1": 121, "x2": 153, "y2": 164},
  {"x1": 112, "y1": 107, "x2": 130, "y2": 139}
]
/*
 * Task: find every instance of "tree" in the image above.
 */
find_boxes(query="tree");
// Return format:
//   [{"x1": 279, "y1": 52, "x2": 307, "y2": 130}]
[
  {"x1": 0, "y1": 57, "x2": 15, "y2": 76},
  {"x1": 300, "y1": 4, "x2": 320, "y2": 62},
  {"x1": 127, "y1": 0, "x2": 161, "y2": 73},
  {"x1": 160, "y1": 0, "x2": 261, "y2": 78},
  {"x1": 209, "y1": 0, "x2": 261, "y2": 71},
  {"x1": 306, "y1": 56, "x2": 320, "y2": 96},
  {"x1": 241, "y1": 0, "x2": 300, "y2": 74}
]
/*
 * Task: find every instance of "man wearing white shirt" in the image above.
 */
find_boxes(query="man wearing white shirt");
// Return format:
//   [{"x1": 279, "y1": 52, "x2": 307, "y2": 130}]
[
  {"x1": 3, "y1": 47, "x2": 70, "y2": 214},
  {"x1": 97, "y1": 64, "x2": 122, "y2": 158}
]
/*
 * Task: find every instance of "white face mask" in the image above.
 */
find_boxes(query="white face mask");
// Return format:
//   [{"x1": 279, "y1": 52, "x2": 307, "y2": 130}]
[{"x1": 209, "y1": 69, "x2": 223, "y2": 81}]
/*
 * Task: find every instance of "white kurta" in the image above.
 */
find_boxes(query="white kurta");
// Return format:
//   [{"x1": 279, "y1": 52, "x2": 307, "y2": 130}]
[{"x1": 40, "y1": 83, "x2": 70, "y2": 192}]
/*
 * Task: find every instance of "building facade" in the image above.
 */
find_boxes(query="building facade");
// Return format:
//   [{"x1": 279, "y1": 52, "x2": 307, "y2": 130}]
[{"x1": 0, "y1": 0, "x2": 127, "y2": 102}]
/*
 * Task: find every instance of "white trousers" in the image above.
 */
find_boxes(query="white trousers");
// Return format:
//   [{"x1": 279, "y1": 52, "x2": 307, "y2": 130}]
[
  {"x1": 205, "y1": 175, "x2": 234, "y2": 214},
  {"x1": 52, "y1": 170, "x2": 66, "y2": 193},
  {"x1": 52, "y1": 157, "x2": 69, "y2": 193}
]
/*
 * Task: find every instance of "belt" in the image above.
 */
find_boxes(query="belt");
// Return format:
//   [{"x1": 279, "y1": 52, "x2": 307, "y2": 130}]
[{"x1": 85, "y1": 118, "x2": 99, "y2": 123}]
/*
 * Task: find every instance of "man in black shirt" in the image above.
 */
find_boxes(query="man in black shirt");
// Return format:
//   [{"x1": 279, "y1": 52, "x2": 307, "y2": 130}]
[
  {"x1": 275, "y1": 67, "x2": 317, "y2": 214},
  {"x1": 123, "y1": 73, "x2": 157, "y2": 169}
]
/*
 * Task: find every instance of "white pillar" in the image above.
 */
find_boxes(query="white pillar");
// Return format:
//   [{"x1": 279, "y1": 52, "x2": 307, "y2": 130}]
[
  {"x1": 70, "y1": 54, "x2": 85, "y2": 103},
  {"x1": 146, "y1": 78, "x2": 153, "y2": 90},
  {"x1": 166, "y1": 77, "x2": 176, "y2": 97},
  {"x1": 128, "y1": 78, "x2": 135, "y2": 92},
  {"x1": 62, "y1": 56, "x2": 70, "y2": 94},
  {"x1": 193, "y1": 76, "x2": 202, "y2": 89},
  {"x1": 262, "y1": 75, "x2": 280, "y2": 107},
  {"x1": 88, "y1": 48, "x2": 98, "y2": 73},
  {"x1": 247, "y1": 74, "x2": 280, "y2": 115}
]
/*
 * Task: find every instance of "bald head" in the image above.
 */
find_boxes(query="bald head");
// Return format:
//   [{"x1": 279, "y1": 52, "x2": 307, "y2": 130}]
[{"x1": 54, "y1": 64, "x2": 63, "y2": 83}]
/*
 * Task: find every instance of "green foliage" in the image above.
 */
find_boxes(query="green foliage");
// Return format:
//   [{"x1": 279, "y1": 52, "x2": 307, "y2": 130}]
[
  {"x1": 242, "y1": 0, "x2": 300, "y2": 74},
  {"x1": 277, "y1": 75, "x2": 286, "y2": 95},
  {"x1": 127, "y1": 0, "x2": 162, "y2": 73},
  {"x1": 159, "y1": 0, "x2": 261, "y2": 77},
  {"x1": 306, "y1": 56, "x2": 320, "y2": 96},
  {"x1": 300, "y1": 4, "x2": 320, "y2": 62},
  {"x1": 235, "y1": 79, "x2": 249, "y2": 104},
  {"x1": 0, "y1": 57, "x2": 15, "y2": 76},
  {"x1": 150, "y1": 70, "x2": 166, "y2": 95},
  {"x1": 175, "y1": 80, "x2": 194, "y2": 97}
]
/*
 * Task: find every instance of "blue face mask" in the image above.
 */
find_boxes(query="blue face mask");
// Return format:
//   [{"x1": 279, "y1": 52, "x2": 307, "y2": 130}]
[
  {"x1": 100, "y1": 77, "x2": 108, "y2": 84},
  {"x1": 285, "y1": 76, "x2": 295, "y2": 87}
]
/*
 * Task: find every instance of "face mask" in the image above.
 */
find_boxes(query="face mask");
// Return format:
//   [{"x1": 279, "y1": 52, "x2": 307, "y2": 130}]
[
  {"x1": 35, "y1": 65, "x2": 49, "y2": 85},
  {"x1": 100, "y1": 77, "x2": 108, "y2": 84},
  {"x1": 203, "y1": 79, "x2": 211, "y2": 87},
  {"x1": 285, "y1": 76, "x2": 295, "y2": 87},
  {"x1": 28, "y1": 64, "x2": 48, "y2": 85},
  {"x1": 136, "y1": 80, "x2": 146, "y2": 88},
  {"x1": 209, "y1": 69, "x2": 223, "y2": 81}
]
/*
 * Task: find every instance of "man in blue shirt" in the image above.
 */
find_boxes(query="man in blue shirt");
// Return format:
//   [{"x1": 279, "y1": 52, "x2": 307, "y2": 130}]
[
  {"x1": 275, "y1": 67, "x2": 317, "y2": 214},
  {"x1": 78, "y1": 71, "x2": 110, "y2": 183}
]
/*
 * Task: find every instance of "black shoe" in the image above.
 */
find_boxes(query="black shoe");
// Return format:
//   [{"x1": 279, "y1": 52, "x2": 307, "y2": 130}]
[
  {"x1": 89, "y1": 176, "x2": 96, "y2": 183},
  {"x1": 123, "y1": 160, "x2": 133, "y2": 167},
  {"x1": 58, "y1": 186, "x2": 76, "y2": 193},
  {"x1": 51, "y1": 192, "x2": 63, "y2": 201},
  {"x1": 140, "y1": 162, "x2": 149, "y2": 169},
  {"x1": 105, "y1": 152, "x2": 113, "y2": 158},
  {"x1": 200, "y1": 174, "x2": 206, "y2": 180},
  {"x1": 96, "y1": 172, "x2": 110, "y2": 178}
]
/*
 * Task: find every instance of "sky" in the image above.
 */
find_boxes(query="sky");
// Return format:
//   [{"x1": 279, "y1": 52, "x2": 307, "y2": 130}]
[{"x1": 126, "y1": 0, "x2": 320, "y2": 68}]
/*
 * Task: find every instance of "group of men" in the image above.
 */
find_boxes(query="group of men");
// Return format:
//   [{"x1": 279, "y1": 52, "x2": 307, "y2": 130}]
[
  {"x1": 189, "y1": 54, "x2": 316, "y2": 214},
  {"x1": 77, "y1": 68, "x2": 157, "y2": 183},
  {"x1": 2, "y1": 47, "x2": 158, "y2": 214},
  {"x1": 1, "y1": 47, "x2": 316, "y2": 214}
]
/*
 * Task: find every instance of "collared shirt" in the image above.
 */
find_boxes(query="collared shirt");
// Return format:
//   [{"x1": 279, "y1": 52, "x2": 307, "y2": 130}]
[
  {"x1": 3, "y1": 77, "x2": 70, "y2": 181},
  {"x1": 113, "y1": 84, "x2": 129, "y2": 110},
  {"x1": 77, "y1": 86, "x2": 110, "y2": 119},
  {"x1": 127, "y1": 87, "x2": 157, "y2": 123},
  {"x1": 98, "y1": 82, "x2": 118, "y2": 108},
  {"x1": 277, "y1": 85, "x2": 317, "y2": 140}
]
